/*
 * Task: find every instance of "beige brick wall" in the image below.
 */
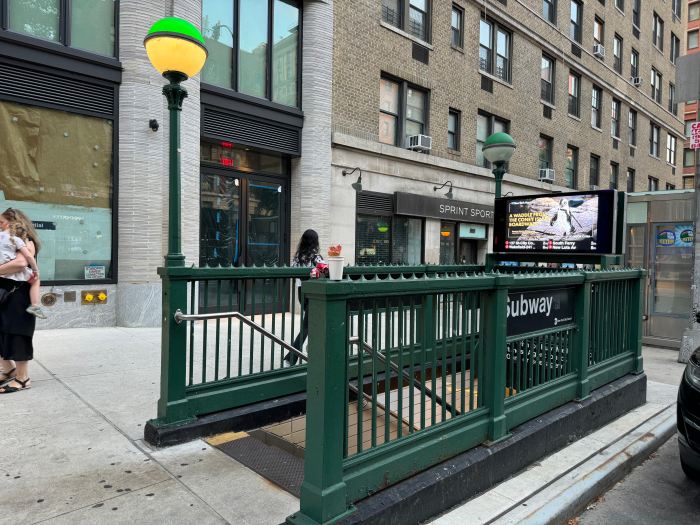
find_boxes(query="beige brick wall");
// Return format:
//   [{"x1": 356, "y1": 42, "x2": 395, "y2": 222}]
[{"x1": 333, "y1": 0, "x2": 686, "y2": 192}]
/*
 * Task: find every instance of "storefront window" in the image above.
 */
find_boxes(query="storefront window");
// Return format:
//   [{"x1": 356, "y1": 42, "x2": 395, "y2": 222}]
[
  {"x1": 272, "y1": 0, "x2": 300, "y2": 107},
  {"x1": 200, "y1": 174, "x2": 241, "y2": 267},
  {"x1": 439, "y1": 221, "x2": 456, "y2": 264},
  {"x1": 202, "y1": 0, "x2": 235, "y2": 89},
  {"x1": 71, "y1": 0, "x2": 115, "y2": 56},
  {"x1": 201, "y1": 141, "x2": 284, "y2": 175},
  {"x1": 356, "y1": 215, "x2": 392, "y2": 265},
  {"x1": 0, "y1": 101, "x2": 113, "y2": 281},
  {"x1": 9, "y1": 0, "x2": 60, "y2": 42},
  {"x1": 392, "y1": 217, "x2": 422, "y2": 265},
  {"x1": 652, "y1": 224, "x2": 693, "y2": 316}
]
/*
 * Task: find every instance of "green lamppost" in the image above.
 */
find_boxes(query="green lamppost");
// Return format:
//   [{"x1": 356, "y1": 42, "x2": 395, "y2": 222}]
[
  {"x1": 144, "y1": 17, "x2": 207, "y2": 267},
  {"x1": 482, "y1": 132, "x2": 516, "y2": 199}
]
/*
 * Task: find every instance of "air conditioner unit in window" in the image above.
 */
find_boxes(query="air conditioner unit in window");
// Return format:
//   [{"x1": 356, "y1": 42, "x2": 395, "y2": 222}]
[
  {"x1": 590, "y1": 184, "x2": 600, "y2": 191},
  {"x1": 407, "y1": 134, "x2": 432, "y2": 151},
  {"x1": 539, "y1": 168, "x2": 555, "y2": 182},
  {"x1": 631, "y1": 77, "x2": 642, "y2": 87},
  {"x1": 593, "y1": 44, "x2": 606, "y2": 58}
]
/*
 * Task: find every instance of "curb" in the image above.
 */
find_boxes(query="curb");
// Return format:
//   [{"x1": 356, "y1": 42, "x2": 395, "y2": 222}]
[{"x1": 495, "y1": 404, "x2": 677, "y2": 525}]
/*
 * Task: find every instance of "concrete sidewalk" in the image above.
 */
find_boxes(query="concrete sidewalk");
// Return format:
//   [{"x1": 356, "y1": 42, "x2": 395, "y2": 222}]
[{"x1": 0, "y1": 329, "x2": 686, "y2": 525}]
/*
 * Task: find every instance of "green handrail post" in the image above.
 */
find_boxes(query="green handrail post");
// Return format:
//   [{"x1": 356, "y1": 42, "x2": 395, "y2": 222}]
[
  {"x1": 574, "y1": 276, "x2": 592, "y2": 400},
  {"x1": 288, "y1": 281, "x2": 355, "y2": 525},
  {"x1": 156, "y1": 270, "x2": 193, "y2": 424},
  {"x1": 482, "y1": 274, "x2": 513, "y2": 442},
  {"x1": 630, "y1": 271, "x2": 646, "y2": 374}
]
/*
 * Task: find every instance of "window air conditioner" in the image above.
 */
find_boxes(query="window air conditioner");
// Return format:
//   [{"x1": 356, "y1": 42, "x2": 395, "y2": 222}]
[
  {"x1": 539, "y1": 168, "x2": 555, "y2": 182},
  {"x1": 631, "y1": 77, "x2": 642, "y2": 87},
  {"x1": 593, "y1": 44, "x2": 606, "y2": 58},
  {"x1": 590, "y1": 184, "x2": 600, "y2": 190},
  {"x1": 407, "y1": 134, "x2": 432, "y2": 151}
]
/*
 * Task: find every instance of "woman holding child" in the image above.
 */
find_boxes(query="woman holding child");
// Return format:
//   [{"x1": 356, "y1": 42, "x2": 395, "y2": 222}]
[{"x1": 0, "y1": 208, "x2": 44, "y2": 394}]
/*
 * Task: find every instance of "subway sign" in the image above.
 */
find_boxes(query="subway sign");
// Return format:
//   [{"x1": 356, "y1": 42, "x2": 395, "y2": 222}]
[{"x1": 507, "y1": 288, "x2": 575, "y2": 337}]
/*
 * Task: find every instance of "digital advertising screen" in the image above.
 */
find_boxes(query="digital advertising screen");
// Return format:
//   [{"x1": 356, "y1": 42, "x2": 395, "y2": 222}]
[{"x1": 493, "y1": 190, "x2": 619, "y2": 255}]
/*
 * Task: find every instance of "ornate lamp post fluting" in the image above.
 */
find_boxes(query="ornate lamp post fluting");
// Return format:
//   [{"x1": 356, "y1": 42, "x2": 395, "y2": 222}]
[
  {"x1": 482, "y1": 132, "x2": 516, "y2": 199},
  {"x1": 144, "y1": 17, "x2": 207, "y2": 267}
]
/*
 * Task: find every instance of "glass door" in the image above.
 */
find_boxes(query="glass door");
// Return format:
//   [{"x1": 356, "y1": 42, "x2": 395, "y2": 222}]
[{"x1": 246, "y1": 179, "x2": 284, "y2": 266}]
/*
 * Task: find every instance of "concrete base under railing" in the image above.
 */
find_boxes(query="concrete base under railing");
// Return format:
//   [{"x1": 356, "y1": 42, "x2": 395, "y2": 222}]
[{"x1": 323, "y1": 372, "x2": 646, "y2": 525}]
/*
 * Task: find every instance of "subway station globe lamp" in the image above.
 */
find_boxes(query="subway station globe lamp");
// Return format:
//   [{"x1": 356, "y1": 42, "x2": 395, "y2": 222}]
[
  {"x1": 144, "y1": 17, "x2": 207, "y2": 267},
  {"x1": 482, "y1": 132, "x2": 516, "y2": 200}
]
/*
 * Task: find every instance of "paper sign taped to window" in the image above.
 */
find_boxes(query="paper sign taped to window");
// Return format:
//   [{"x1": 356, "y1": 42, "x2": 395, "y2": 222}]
[{"x1": 84, "y1": 265, "x2": 106, "y2": 280}]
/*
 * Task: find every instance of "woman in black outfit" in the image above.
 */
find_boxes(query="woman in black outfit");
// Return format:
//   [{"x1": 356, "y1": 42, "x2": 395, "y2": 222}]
[
  {"x1": 284, "y1": 229, "x2": 324, "y2": 365},
  {"x1": 0, "y1": 208, "x2": 39, "y2": 393}
]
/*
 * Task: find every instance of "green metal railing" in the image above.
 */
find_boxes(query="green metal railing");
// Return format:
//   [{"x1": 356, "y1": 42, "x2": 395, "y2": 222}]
[
  {"x1": 150, "y1": 264, "x2": 481, "y2": 427},
  {"x1": 290, "y1": 269, "x2": 645, "y2": 525}
]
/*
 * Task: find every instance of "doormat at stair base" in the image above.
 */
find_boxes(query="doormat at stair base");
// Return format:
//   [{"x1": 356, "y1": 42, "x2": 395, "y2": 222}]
[{"x1": 211, "y1": 432, "x2": 303, "y2": 497}]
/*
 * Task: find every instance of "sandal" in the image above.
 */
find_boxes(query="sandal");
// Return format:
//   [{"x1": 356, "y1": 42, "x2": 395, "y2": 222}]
[
  {"x1": 0, "y1": 368, "x2": 16, "y2": 387},
  {"x1": 0, "y1": 377, "x2": 30, "y2": 394}
]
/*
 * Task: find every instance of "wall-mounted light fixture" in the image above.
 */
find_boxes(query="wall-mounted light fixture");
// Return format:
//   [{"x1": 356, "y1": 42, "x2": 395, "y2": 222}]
[
  {"x1": 342, "y1": 167, "x2": 363, "y2": 192},
  {"x1": 434, "y1": 181, "x2": 453, "y2": 199},
  {"x1": 149, "y1": 119, "x2": 159, "y2": 132}
]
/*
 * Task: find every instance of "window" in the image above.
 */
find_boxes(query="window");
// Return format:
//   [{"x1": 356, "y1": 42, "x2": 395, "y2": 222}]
[
  {"x1": 666, "y1": 183, "x2": 676, "y2": 190},
  {"x1": 630, "y1": 48, "x2": 639, "y2": 78},
  {"x1": 356, "y1": 214, "x2": 423, "y2": 265},
  {"x1": 451, "y1": 4, "x2": 464, "y2": 48},
  {"x1": 689, "y1": 30, "x2": 699, "y2": 50},
  {"x1": 565, "y1": 146, "x2": 579, "y2": 188},
  {"x1": 669, "y1": 83, "x2": 677, "y2": 115},
  {"x1": 568, "y1": 70, "x2": 581, "y2": 117},
  {"x1": 613, "y1": 35, "x2": 623, "y2": 73},
  {"x1": 648, "y1": 177, "x2": 659, "y2": 191},
  {"x1": 632, "y1": 0, "x2": 641, "y2": 28},
  {"x1": 480, "y1": 18, "x2": 512, "y2": 83},
  {"x1": 448, "y1": 109, "x2": 460, "y2": 151},
  {"x1": 378, "y1": 77, "x2": 428, "y2": 147},
  {"x1": 202, "y1": 0, "x2": 301, "y2": 107},
  {"x1": 628, "y1": 109, "x2": 637, "y2": 146},
  {"x1": 611, "y1": 99, "x2": 621, "y2": 138},
  {"x1": 476, "y1": 111, "x2": 509, "y2": 167},
  {"x1": 609, "y1": 162, "x2": 619, "y2": 190},
  {"x1": 649, "y1": 123, "x2": 660, "y2": 157},
  {"x1": 616, "y1": 0, "x2": 624, "y2": 12},
  {"x1": 439, "y1": 222, "x2": 456, "y2": 265},
  {"x1": 672, "y1": 0, "x2": 681, "y2": 19},
  {"x1": 593, "y1": 17, "x2": 604, "y2": 48},
  {"x1": 590, "y1": 154, "x2": 600, "y2": 187},
  {"x1": 671, "y1": 33, "x2": 681, "y2": 64},
  {"x1": 382, "y1": 0, "x2": 431, "y2": 42},
  {"x1": 684, "y1": 176, "x2": 694, "y2": 189},
  {"x1": 538, "y1": 135, "x2": 553, "y2": 170},
  {"x1": 651, "y1": 68, "x2": 662, "y2": 104},
  {"x1": 686, "y1": 120, "x2": 695, "y2": 137},
  {"x1": 570, "y1": 1, "x2": 583, "y2": 43},
  {"x1": 541, "y1": 54, "x2": 555, "y2": 104},
  {"x1": 691, "y1": 4, "x2": 700, "y2": 22},
  {"x1": 652, "y1": 13, "x2": 664, "y2": 50},
  {"x1": 543, "y1": 0, "x2": 557, "y2": 23},
  {"x1": 666, "y1": 134, "x2": 677, "y2": 165},
  {"x1": 0, "y1": 100, "x2": 114, "y2": 282},
  {"x1": 685, "y1": 149, "x2": 696, "y2": 167},
  {"x1": 627, "y1": 168, "x2": 636, "y2": 193},
  {"x1": 6, "y1": 0, "x2": 116, "y2": 56},
  {"x1": 591, "y1": 86, "x2": 602, "y2": 128}
]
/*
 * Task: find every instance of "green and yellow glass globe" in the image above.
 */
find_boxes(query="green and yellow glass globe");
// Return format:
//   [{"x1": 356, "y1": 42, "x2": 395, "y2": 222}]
[{"x1": 144, "y1": 17, "x2": 208, "y2": 79}]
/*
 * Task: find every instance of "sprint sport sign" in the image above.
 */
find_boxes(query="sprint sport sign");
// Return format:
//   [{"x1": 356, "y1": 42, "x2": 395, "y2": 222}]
[{"x1": 506, "y1": 288, "x2": 575, "y2": 337}]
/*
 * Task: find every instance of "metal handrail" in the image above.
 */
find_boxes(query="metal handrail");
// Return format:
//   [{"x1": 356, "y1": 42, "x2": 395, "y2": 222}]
[{"x1": 173, "y1": 308, "x2": 306, "y2": 361}]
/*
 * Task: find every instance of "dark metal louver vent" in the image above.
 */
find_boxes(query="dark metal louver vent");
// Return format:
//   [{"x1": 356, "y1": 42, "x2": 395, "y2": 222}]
[
  {"x1": 571, "y1": 43, "x2": 582, "y2": 58},
  {"x1": 543, "y1": 105, "x2": 552, "y2": 119},
  {"x1": 481, "y1": 75, "x2": 493, "y2": 93},
  {"x1": 0, "y1": 61, "x2": 114, "y2": 116},
  {"x1": 412, "y1": 43, "x2": 429, "y2": 64},
  {"x1": 357, "y1": 191, "x2": 394, "y2": 216},
  {"x1": 202, "y1": 106, "x2": 301, "y2": 156},
  {"x1": 630, "y1": 147, "x2": 635, "y2": 157}
]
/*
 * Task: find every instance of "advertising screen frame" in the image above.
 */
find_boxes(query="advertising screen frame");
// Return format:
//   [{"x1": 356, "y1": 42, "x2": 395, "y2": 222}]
[{"x1": 493, "y1": 189, "x2": 619, "y2": 255}]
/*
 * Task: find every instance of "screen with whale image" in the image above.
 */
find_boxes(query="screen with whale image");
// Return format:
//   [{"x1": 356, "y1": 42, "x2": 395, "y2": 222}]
[{"x1": 493, "y1": 189, "x2": 618, "y2": 254}]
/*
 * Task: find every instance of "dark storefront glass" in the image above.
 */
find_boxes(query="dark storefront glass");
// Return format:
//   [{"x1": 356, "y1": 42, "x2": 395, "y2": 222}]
[
  {"x1": 202, "y1": 0, "x2": 235, "y2": 89},
  {"x1": 439, "y1": 222, "x2": 456, "y2": 264},
  {"x1": 356, "y1": 215, "x2": 392, "y2": 265},
  {"x1": 200, "y1": 174, "x2": 241, "y2": 267},
  {"x1": 247, "y1": 183, "x2": 282, "y2": 266},
  {"x1": 272, "y1": 0, "x2": 300, "y2": 107},
  {"x1": 71, "y1": 0, "x2": 115, "y2": 56},
  {"x1": 201, "y1": 141, "x2": 284, "y2": 175},
  {"x1": 239, "y1": 0, "x2": 269, "y2": 99},
  {"x1": 392, "y1": 217, "x2": 422, "y2": 264},
  {"x1": 9, "y1": 0, "x2": 60, "y2": 42},
  {"x1": 0, "y1": 101, "x2": 113, "y2": 281}
]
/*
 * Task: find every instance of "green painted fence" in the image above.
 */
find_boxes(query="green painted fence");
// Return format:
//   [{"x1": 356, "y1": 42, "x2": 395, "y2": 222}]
[{"x1": 289, "y1": 269, "x2": 645, "y2": 525}]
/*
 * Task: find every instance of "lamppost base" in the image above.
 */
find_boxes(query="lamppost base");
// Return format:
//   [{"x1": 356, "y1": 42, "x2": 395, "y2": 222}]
[{"x1": 164, "y1": 254, "x2": 186, "y2": 267}]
